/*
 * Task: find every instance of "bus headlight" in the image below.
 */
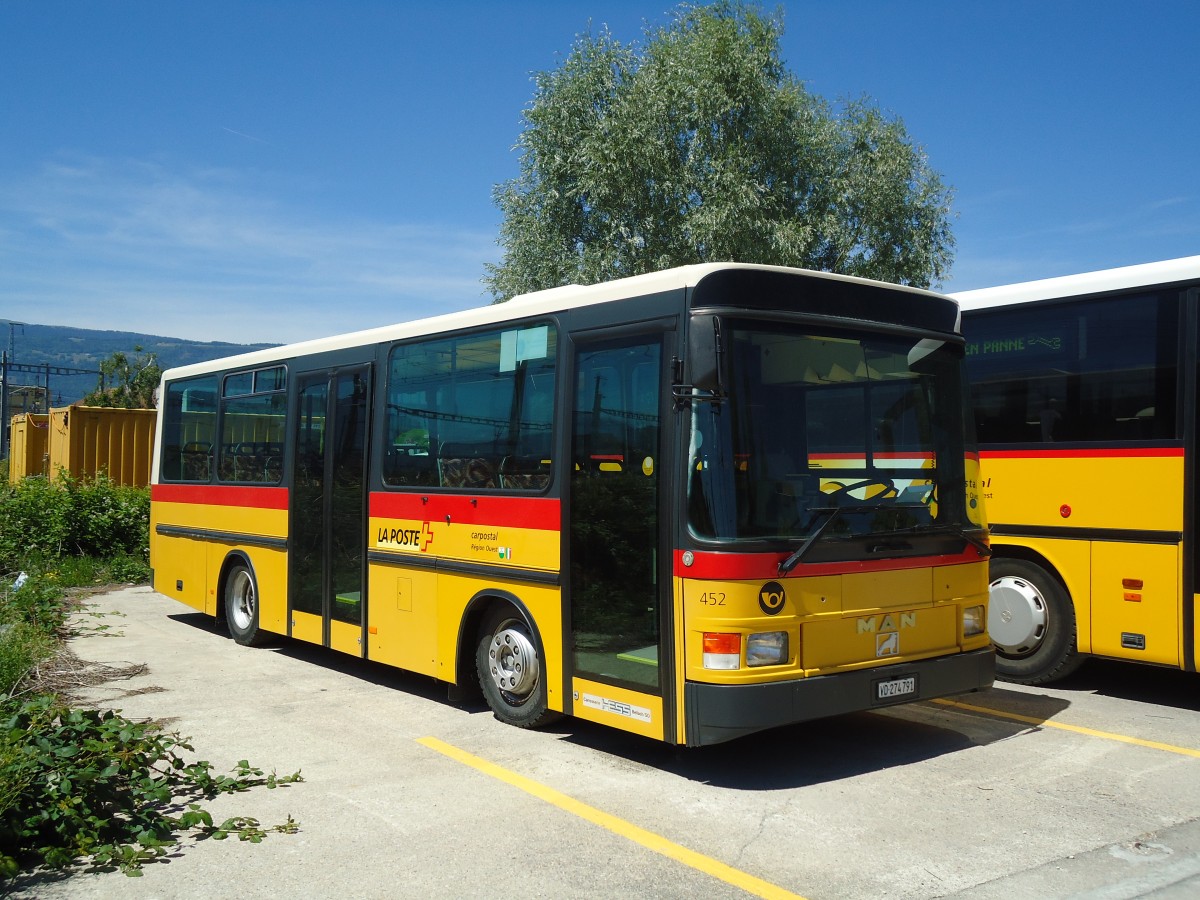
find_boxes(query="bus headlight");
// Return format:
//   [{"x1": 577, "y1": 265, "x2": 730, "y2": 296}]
[
  {"x1": 963, "y1": 605, "x2": 986, "y2": 637},
  {"x1": 702, "y1": 633, "x2": 741, "y2": 669},
  {"x1": 747, "y1": 631, "x2": 788, "y2": 667}
]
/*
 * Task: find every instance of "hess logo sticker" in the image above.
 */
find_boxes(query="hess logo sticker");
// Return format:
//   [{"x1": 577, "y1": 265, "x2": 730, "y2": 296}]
[{"x1": 759, "y1": 581, "x2": 786, "y2": 615}]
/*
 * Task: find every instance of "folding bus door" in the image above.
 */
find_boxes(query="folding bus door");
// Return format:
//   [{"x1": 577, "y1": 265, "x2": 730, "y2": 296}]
[
  {"x1": 567, "y1": 327, "x2": 674, "y2": 740},
  {"x1": 290, "y1": 366, "x2": 371, "y2": 655}
]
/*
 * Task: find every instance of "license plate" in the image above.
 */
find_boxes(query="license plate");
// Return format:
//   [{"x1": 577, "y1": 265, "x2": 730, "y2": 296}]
[{"x1": 875, "y1": 675, "x2": 917, "y2": 702}]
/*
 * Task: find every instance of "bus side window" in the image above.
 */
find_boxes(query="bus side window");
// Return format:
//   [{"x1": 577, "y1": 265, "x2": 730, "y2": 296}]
[
  {"x1": 385, "y1": 324, "x2": 557, "y2": 492},
  {"x1": 160, "y1": 375, "x2": 217, "y2": 483}
]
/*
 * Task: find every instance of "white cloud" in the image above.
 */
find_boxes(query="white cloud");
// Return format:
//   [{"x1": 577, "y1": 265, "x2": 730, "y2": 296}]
[{"x1": 0, "y1": 156, "x2": 499, "y2": 344}]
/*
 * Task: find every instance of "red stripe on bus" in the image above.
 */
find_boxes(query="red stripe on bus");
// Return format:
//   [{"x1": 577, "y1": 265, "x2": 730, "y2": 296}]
[
  {"x1": 811, "y1": 452, "x2": 935, "y2": 461},
  {"x1": 675, "y1": 547, "x2": 984, "y2": 580},
  {"x1": 151, "y1": 483, "x2": 290, "y2": 510},
  {"x1": 369, "y1": 492, "x2": 561, "y2": 531},
  {"x1": 980, "y1": 447, "x2": 1184, "y2": 460}
]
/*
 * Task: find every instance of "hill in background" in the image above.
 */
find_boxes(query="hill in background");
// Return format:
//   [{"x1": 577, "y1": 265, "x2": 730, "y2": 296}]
[{"x1": 3, "y1": 323, "x2": 278, "y2": 406}]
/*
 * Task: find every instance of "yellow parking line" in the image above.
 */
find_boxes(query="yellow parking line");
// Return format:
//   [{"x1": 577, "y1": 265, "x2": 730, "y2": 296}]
[
  {"x1": 417, "y1": 736, "x2": 806, "y2": 900},
  {"x1": 931, "y1": 698, "x2": 1200, "y2": 759}
]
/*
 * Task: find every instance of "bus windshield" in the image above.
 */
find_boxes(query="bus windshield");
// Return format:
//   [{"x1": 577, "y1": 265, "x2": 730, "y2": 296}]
[{"x1": 688, "y1": 318, "x2": 977, "y2": 546}]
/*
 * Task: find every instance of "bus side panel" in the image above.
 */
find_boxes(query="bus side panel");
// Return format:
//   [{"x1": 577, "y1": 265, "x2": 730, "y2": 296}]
[
  {"x1": 571, "y1": 677, "x2": 664, "y2": 740},
  {"x1": 983, "y1": 450, "x2": 1185, "y2": 661},
  {"x1": 982, "y1": 452, "x2": 1183, "y2": 534},
  {"x1": 1090, "y1": 541, "x2": 1180, "y2": 666},
  {"x1": 435, "y1": 574, "x2": 565, "y2": 714},
  {"x1": 367, "y1": 564, "x2": 439, "y2": 678},
  {"x1": 151, "y1": 487, "x2": 289, "y2": 626},
  {"x1": 152, "y1": 532, "x2": 209, "y2": 614}
]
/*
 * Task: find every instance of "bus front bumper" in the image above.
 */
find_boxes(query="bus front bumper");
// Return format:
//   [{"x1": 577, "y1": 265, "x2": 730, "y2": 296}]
[{"x1": 683, "y1": 647, "x2": 995, "y2": 747}]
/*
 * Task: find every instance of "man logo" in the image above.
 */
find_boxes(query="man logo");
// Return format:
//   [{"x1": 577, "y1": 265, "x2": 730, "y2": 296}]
[{"x1": 759, "y1": 581, "x2": 786, "y2": 616}]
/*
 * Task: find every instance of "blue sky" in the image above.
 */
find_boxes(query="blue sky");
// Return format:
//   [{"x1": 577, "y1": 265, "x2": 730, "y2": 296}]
[{"x1": 2, "y1": 1, "x2": 1197, "y2": 345}]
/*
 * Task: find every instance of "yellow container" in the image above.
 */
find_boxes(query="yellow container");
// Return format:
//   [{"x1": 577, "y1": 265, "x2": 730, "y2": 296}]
[
  {"x1": 8, "y1": 413, "x2": 50, "y2": 482},
  {"x1": 48, "y1": 405, "x2": 157, "y2": 487}
]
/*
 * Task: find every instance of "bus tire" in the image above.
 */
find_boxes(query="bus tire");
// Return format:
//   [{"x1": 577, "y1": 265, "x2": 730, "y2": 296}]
[
  {"x1": 476, "y1": 606, "x2": 558, "y2": 729},
  {"x1": 988, "y1": 558, "x2": 1084, "y2": 684},
  {"x1": 224, "y1": 562, "x2": 269, "y2": 647}
]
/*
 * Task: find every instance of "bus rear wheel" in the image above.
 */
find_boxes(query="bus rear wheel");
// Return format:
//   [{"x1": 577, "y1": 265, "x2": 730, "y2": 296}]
[
  {"x1": 988, "y1": 558, "x2": 1083, "y2": 684},
  {"x1": 476, "y1": 607, "x2": 558, "y2": 729},
  {"x1": 224, "y1": 562, "x2": 269, "y2": 647}
]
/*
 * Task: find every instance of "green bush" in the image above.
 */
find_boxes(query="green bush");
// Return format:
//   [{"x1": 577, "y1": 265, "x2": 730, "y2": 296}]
[
  {"x1": 0, "y1": 477, "x2": 71, "y2": 566},
  {"x1": 63, "y1": 474, "x2": 150, "y2": 559},
  {"x1": 0, "y1": 473, "x2": 150, "y2": 573}
]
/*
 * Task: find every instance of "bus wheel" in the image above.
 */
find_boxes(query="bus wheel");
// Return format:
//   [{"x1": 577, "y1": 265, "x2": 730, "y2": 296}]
[
  {"x1": 476, "y1": 607, "x2": 558, "y2": 729},
  {"x1": 224, "y1": 563, "x2": 268, "y2": 647},
  {"x1": 988, "y1": 558, "x2": 1083, "y2": 684}
]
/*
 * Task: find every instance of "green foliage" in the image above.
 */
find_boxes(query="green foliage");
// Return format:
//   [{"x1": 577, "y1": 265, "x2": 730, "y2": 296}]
[
  {"x1": 486, "y1": 1, "x2": 955, "y2": 299},
  {"x1": 0, "y1": 473, "x2": 150, "y2": 572},
  {"x1": 61, "y1": 473, "x2": 150, "y2": 560},
  {"x1": 0, "y1": 477, "x2": 71, "y2": 562},
  {"x1": 81, "y1": 347, "x2": 162, "y2": 409},
  {"x1": 0, "y1": 576, "x2": 68, "y2": 637},
  {"x1": 0, "y1": 695, "x2": 302, "y2": 877},
  {"x1": 36, "y1": 553, "x2": 151, "y2": 589}
]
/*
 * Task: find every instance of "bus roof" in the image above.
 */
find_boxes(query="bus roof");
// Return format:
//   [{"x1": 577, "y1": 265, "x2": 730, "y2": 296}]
[
  {"x1": 160, "y1": 262, "x2": 947, "y2": 381},
  {"x1": 952, "y1": 255, "x2": 1200, "y2": 310}
]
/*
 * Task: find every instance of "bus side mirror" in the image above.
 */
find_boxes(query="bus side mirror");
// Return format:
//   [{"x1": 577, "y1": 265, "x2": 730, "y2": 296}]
[{"x1": 688, "y1": 316, "x2": 724, "y2": 395}]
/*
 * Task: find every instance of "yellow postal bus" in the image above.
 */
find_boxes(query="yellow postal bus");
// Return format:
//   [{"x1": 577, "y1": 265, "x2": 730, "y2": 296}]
[
  {"x1": 956, "y1": 256, "x2": 1200, "y2": 683},
  {"x1": 150, "y1": 264, "x2": 993, "y2": 745}
]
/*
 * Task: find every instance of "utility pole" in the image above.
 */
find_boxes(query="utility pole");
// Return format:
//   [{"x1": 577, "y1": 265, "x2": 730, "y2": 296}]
[
  {"x1": 0, "y1": 322, "x2": 24, "y2": 461},
  {"x1": 1, "y1": 349, "x2": 9, "y2": 462}
]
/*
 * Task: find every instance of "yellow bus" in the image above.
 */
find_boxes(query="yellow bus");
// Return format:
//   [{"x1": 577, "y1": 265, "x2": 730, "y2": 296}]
[
  {"x1": 955, "y1": 256, "x2": 1200, "y2": 683},
  {"x1": 150, "y1": 263, "x2": 993, "y2": 746}
]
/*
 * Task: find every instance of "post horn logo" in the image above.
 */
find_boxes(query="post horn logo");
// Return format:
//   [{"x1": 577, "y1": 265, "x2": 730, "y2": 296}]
[{"x1": 759, "y1": 581, "x2": 786, "y2": 615}]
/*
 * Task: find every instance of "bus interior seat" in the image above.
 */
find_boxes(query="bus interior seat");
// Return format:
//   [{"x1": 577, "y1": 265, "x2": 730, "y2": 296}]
[
  {"x1": 438, "y1": 442, "x2": 498, "y2": 489},
  {"x1": 384, "y1": 445, "x2": 436, "y2": 486},
  {"x1": 500, "y1": 456, "x2": 551, "y2": 490},
  {"x1": 180, "y1": 442, "x2": 212, "y2": 481}
]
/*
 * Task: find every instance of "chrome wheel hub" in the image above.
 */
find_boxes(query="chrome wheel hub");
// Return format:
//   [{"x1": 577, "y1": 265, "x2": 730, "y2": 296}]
[
  {"x1": 989, "y1": 575, "x2": 1047, "y2": 656},
  {"x1": 487, "y1": 624, "x2": 538, "y2": 699}
]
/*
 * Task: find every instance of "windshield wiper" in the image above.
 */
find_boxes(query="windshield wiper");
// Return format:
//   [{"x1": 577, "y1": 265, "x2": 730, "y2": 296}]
[
  {"x1": 777, "y1": 503, "x2": 902, "y2": 576},
  {"x1": 863, "y1": 522, "x2": 993, "y2": 559},
  {"x1": 944, "y1": 524, "x2": 992, "y2": 558},
  {"x1": 777, "y1": 507, "x2": 840, "y2": 576}
]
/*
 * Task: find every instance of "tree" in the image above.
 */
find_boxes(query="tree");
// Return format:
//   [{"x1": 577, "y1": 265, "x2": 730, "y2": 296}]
[
  {"x1": 82, "y1": 347, "x2": 161, "y2": 408},
  {"x1": 485, "y1": 1, "x2": 955, "y2": 300}
]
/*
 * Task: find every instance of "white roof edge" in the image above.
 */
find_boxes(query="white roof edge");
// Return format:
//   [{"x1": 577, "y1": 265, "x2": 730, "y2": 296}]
[
  {"x1": 952, "y1": 255, "x2": 1200, "y2": 309},
  {"x1": 161, "y1": 262, "x2": 947, "y2": 381}
]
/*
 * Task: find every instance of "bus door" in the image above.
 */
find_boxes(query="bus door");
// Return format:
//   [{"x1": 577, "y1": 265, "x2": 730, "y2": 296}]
[
  {"x1": 567, "y1": 327, "x2": 675, "y2": 740},
  {"x1": 290, "y1": 366, "x2": 372, "y2": 655}
]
